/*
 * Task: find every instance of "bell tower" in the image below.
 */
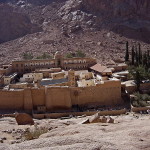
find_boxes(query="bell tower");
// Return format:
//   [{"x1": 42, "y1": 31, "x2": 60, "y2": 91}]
[
  {"x1": 68, "y1": 69, "x2": 76, "y2": 87},
  {"x1": 54, "y1": 51, "x2": 63, "y2": 67}
]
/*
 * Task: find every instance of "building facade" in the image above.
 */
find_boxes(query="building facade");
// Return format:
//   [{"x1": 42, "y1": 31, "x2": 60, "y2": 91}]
[{"x1": 11, "y1": 52, "x2": 96, "y2": 74}]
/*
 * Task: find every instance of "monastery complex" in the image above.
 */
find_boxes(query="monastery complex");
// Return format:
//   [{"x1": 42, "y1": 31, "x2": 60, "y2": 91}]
[{"x1": 0, "y1": 52, "x2": 138, "y2": 113}]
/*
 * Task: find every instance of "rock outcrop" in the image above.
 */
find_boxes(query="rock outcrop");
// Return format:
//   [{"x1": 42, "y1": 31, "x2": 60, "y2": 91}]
[
  {"x1": 59, "y1": 0, "x2": 150, "y2": 43},
  {"x1": 0, "y1": 4, "x2": 41, "y2": 44}
]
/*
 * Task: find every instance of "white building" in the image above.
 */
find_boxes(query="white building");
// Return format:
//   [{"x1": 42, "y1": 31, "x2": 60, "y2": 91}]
[
  {"x1": 77, "y1": 79, "x2": 96, "y2": 87},
  {"x1": 20, "y1": 73, "x2": 43, "y2": 83}
]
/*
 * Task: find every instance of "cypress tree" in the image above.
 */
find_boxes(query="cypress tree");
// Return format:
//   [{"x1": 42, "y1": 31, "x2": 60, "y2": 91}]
[
  {"x1": 138, "y1": 43, "x2": 141, "y2": 64},
  {"x1": 125, "y1": 41, "x2": 129, "y2": 62},
  {"x1": 135, "y1": 45, "x2": 139, "y2": 66},
  {"x1": 143, "y1": 51, "x2": 147, "y2": 67},
  {"x1": 131, "y1": 46, "x2": 135, "y2": 65},
  {"x1": 147, "y1": 50, "x2": 150, "y2": 68},
  {"x1": 141, "y1": 50, "x2": 143, "y2": 65}
]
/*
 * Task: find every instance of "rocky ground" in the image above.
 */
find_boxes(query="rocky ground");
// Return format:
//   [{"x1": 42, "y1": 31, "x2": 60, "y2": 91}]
[
  {"x1": 0, "y1": 113, "x2": 150, "y2": 150},
  {"x1": 0, "y1": 0, "x2": 150, "y2": 66}
]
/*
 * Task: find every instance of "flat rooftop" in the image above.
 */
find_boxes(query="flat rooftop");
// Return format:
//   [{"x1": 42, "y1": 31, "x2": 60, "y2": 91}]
[{"x1": 40, "y1": 78, "x2": 68, "y2": 86}]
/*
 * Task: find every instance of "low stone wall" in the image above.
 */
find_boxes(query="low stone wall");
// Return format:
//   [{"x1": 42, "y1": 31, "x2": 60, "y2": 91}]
[
  {"x1": 131, "y1": 106, "x2": 150, "y2": 112},
  {"x1": 33, "y1": 109, "x2": 126, "y2": 119},
  {"x1": 125, "y1": 85, "x2": 136, "y2": 94},
  {"x1": 140, "y1": 83, "x2": 150, "y2": 90}
]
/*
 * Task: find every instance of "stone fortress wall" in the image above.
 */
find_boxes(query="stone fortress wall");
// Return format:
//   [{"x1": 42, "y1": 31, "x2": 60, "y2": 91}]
[
  {"x1": 0, "y1": 80, "x2": 122, "y2": 111},
  {"x1": 0, "y1": 52, "x2": 124, "y2": 112}
]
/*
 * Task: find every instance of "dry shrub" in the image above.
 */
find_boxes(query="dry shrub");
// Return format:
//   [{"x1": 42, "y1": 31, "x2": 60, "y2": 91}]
[{"x1": 24, "y1": 127, "x2": 48, "y2": 140}]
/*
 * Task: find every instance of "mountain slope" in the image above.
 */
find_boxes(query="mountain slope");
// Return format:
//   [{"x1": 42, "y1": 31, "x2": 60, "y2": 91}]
[{"x1": 0, "y1": 0, "x2": 149, "y2": 66}]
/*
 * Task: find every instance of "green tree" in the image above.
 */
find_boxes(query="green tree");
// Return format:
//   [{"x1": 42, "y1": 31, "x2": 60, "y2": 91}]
[
  {"x1": 147, "y1": 50, "x2": 150, "y2": 68},
  {"x1": 125, "y1": 41, "x2": 129, "y2": 61},
  {"x1": 22, "y1": 52, "x2": 33, "y2": 60},
  {"x1": 66, "y1": 53, "x2": 74, "y2": 58},
  {"x1": 135, "y1": 46, "x2": 139, "y2": 66},
  {"x1": 138, "y1": 43, "x2": 142, "y2": 64},
  {"x1": 131, "y1": 46, "x2": 135, "y2": 65},
  {"x1": 142, "y1": 51, "x2": 147, "y2": 67},
  {"x1": 36, "y1": 52, "x2": 52, "y2": 59},
  {"x1": 129, "y1": 66, "x2": 148, "y2": 91},
  {"x1": 76, "y1": 50, "x2": 86, "y2": 58}
]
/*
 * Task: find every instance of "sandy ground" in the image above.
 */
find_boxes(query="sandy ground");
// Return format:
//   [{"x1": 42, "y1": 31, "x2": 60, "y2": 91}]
[{"x1": 0, "y1": 113, "x2": 150, "y2": 150}]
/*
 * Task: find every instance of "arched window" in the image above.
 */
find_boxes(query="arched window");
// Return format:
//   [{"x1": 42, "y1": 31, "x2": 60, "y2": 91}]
[
  {"x1": 40, "y1": 62, "x2": 44, "y2": 66},
  {"x1": 79, "y1": 60, "x2": 82, "y2": 63},
  {"x1": 45, "y1": 62, "x2": 49, "y2": 65},
  {"x1": 83, "y1": 60, "x2": 86, "y2": 63},
  {"x1": 64, "y1": 61, "x2": 67, "y2": 64}
]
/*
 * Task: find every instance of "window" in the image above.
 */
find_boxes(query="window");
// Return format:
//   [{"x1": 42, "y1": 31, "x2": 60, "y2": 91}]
[
  {"x1": 83, "y1": 60, "x2": 86, "y2": 63},
  {"x1": 78, "y1": 60, "x2": 82, "y2": 63},
  {"x1": 64, "y1": 61, "x2": 67, "y2": 64}
]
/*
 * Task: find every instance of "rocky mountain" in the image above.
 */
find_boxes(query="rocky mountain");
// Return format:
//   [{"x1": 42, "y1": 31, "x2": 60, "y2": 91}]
[
  {"x1": 0, "y1": 3, "x2": 41, "y2": 44},
  {"x1": 59, "y1": 0, "x2": 150, "y2": 42},
  {"x1": 0, "y1": 0, "x2": 149, "y2": 65}
]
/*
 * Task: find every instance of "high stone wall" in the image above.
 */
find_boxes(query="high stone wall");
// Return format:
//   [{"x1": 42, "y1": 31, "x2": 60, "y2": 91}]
[
  {"x1": 23, "y1": 88, "x2": 33, "y2": 111},
  {"x1": 71, "y1": 81, "x2": 122, "y2": 106},
  {"x1": 45, "y1": 87, "x2": 72, "y2": 110},
  {"x1": 0, "y1": 90, "x2": 24, "y2": 110},
  {"x1": 31, "y1": 88, "x2": 45, "y2": 109},
  {"x1": 0, "y1": 81, "x2": 122, "y2": 111}
]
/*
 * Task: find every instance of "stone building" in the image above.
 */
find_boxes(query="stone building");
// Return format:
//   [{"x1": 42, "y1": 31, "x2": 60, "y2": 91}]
[
  {"x1": 3, "y1": 73, "x2": 18, "y2": 85},
  {"x1": 77, "y1": 79, "x2": 96, "y2": 87},
  {"x1": 0, "y1": 65, "x2": 12, "y2": 76},
  {"x1": 20, "y1": 73, "x2": 43, "y2": 83},
  {"x1": 89, "y1": 63, "x2": 112, "y2": 76},
  {"x1": 11, "y1": 52, "x2": 96, "y2": 74}
]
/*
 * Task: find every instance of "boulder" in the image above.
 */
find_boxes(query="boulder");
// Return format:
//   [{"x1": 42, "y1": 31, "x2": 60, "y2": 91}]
[
  {"x1": 89, "y1": 113, "x2": 101, "y2": 123},
  {"x1": 81, "y1": 118, "x2": 90, "y2": 124},
  {"x1": 15, "y1": 113, "x2": 34, "y2": 125},
  {"x1": 101, "y1": 116, "x2": 107, "y2": 123},
  {"x1": 108, "y1": 117, "x2": 114, "y2": 123}
]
